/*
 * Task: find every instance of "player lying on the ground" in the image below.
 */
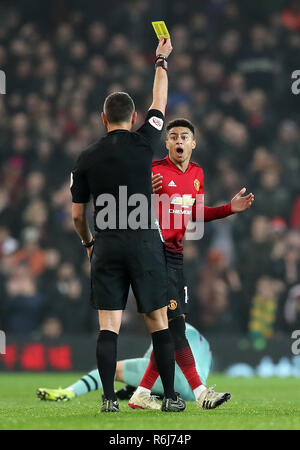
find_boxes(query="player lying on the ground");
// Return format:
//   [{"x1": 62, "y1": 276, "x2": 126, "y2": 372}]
[
  {"x1": 126, "y1": 118, "x2": 254, "y2": 410},
  {"x1": 37, "y1": 323, "x2": 224, "y2": 409}
]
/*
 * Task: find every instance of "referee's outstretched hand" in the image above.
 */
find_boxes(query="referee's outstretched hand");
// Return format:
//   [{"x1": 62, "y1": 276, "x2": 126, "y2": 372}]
[
  {"x1": 156, "y1": 37, "x2": 173, "y2": 59},
  {"x1": 231, "y1": 188, "x2": 254, "y2": 213}
]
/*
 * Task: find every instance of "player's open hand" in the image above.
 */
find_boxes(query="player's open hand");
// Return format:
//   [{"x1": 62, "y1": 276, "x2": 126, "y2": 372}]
[
  {"x1": 231, "y1": 188, "x2": 254, "y2": 213},
  {"x1": 152, "y1": 173, "x2": 163, "y2": 193},
  {"x1": 156, "y1": 37, "x2": 173, "y2": 59}
]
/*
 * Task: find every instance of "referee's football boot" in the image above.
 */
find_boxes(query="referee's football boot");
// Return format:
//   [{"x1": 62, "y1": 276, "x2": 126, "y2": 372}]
[
  {"x1": 36, "y1": 387, "x2": 75, "y2": 402},
  {"x1": 128, "y1": 390, "x2": 161, "y2": 410},
  {"x1": 197, "y1": 385, "x2": 231, "y2": 409},
  {"x1": 161, "y1": 393, "x2": 186, "y2": 412},
  {"x1": 101, "y1": 395, "x2": 120, "y2": 413}
]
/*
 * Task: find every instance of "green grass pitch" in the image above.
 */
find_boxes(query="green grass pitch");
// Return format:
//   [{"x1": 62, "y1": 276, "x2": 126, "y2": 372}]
[{"x1": 0, "y1": 373, "x2": 299, "y2": 430}]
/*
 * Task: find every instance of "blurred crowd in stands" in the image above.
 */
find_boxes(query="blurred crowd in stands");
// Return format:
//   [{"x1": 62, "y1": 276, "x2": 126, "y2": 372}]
[{"x1": 0, "y1": 0, "x2": 300, "y2": 341}]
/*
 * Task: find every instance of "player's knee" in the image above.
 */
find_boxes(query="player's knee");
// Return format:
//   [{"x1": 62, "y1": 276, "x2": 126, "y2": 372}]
[
  {"x1": 169, "y1": 315, "x2": 188, "y2": 349},
  {"x1": 144, "y1": 307, "x2": 168, "y2": 332}
]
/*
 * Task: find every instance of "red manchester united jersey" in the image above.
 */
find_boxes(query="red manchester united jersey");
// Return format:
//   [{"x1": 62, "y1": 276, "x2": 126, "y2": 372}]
[
  {"x1": 152, "y1": 156, "x2": 233, "y2": 254},
  {"x1": 152, "y1": 156, "x2": 204, "y2": 254}
]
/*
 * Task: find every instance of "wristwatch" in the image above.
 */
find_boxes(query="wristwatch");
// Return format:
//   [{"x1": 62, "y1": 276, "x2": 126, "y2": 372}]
[
  {"x1": 155, "y1": 59, "x2": 168, "y2": 71},
  {"x1": 82, "y1": 238, "x2": 94, "y2": 248}
]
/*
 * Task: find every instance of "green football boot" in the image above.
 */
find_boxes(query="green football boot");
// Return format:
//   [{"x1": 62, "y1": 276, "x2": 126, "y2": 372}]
[{"x1": 36, "y1": 387, "x2": 75, "y2": 402}]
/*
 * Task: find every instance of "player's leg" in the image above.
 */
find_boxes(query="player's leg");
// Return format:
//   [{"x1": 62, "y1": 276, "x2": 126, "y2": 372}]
[
  {"x1": 167, "y1": 314, "x2": 231, "y2": 409},
  {"x1": 130, "y1": 264, "x2": 194, "y2": 403},
  {"x1": 65, "y1": 361, "x2": 127, "y2": 398},
  {"x1": 166, "y1": 262, "x2": 231, "y2": 408},
  {"x1": 37, "y1": 361, "x2": 131, "y2": 402},
  {"x1": 36, "y1": 368, "x2": 102, "y2": 401},
  {"x1": 117, "y1": 359, "x2": 160, "y2": 410},
  {"x1": 129, "y1": 230, "x2": 185, "y2": 412},
  {"x1": 129, "y1": 321, "x2": 199, "y2": 408},
  {"x1": 163, "y1": 262, "x2": 207, "y2": 397},
  {"x1": 66, "y1": 369, "x2": 101, "y2": 396},
  {"x1": 168, "y1": 314, "x2": 207, "y2": 400},
  {"x1": 143, "y1": 307, "x2": 186, "y2": 412}
]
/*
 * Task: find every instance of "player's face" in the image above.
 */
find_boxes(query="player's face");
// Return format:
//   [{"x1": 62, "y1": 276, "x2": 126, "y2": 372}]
[{"x1": 166, "y1": 127, "x2": 196, "y2": 164}]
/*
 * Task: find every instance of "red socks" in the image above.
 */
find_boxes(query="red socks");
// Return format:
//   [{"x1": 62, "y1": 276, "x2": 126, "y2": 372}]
[
  {"x1": 139, "y1": 346, "x2": 202, "y2": 391},
  {"x1": 140, "y1": 351, "x2": 159, "y2": 389},
  {"x1": 175, "y1": 346, "x2": 202, "y2": 390}
]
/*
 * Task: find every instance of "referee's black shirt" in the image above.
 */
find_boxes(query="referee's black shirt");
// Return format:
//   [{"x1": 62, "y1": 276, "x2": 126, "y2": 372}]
[{"x1": 70, "y1": 109, "x2": 164, "y2": 232}]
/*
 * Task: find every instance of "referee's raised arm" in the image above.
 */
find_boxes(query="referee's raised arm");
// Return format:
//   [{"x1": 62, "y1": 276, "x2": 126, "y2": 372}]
[{"x1": 149, "y1": 37, "x2": 173, "y2": 115}]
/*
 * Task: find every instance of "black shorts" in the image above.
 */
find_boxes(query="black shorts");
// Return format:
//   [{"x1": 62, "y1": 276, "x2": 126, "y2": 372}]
[
  {"x1": 90, "y1": 229, "x2": 168, "y2": 313},
  {"x1": 166, "y1": 256, "x2": 189, "y2": 320}
]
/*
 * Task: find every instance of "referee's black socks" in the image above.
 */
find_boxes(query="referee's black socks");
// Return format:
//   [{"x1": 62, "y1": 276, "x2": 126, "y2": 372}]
[
  {"x1": 96, "y1": 330, "x2": 118, "y2": 401},
  {"x1": 151, "y1": 329, "x2": 176, "y2": 400}
]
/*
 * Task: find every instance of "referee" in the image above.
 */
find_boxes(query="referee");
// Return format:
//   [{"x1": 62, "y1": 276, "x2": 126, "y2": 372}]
[{"x1": 70, "y1": 37, "x2": 185, "y2": 413}]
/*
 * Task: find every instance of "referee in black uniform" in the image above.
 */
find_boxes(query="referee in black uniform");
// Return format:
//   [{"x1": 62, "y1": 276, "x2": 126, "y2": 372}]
[{"x1": 70, "y1": 37, "x2": 185, "y2": 412}]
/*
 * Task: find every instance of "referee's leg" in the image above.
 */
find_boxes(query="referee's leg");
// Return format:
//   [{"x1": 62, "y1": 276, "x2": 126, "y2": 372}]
[
  {"x1": 143, "y1": 306, "x2": 177, "y2": 401},
  {"x1": 96, "y1": 310, "x2": 123, "y2": 403}
]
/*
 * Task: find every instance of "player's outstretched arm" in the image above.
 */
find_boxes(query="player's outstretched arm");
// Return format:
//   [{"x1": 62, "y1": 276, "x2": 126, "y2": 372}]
[
  {"x1": 230, "y1": 188, "x2": 254, "y2": 212},
  {"x1": 149, "y1": 37, "x2": 173, "y2": 115},
  {"x1": 195, "y1": 188, "x2": 254, "y2": 222}
]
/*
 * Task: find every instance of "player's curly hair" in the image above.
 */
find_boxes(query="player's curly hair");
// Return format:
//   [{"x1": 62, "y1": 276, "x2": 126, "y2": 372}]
[{"x1": 166, "y1": 118, "x2": 195, "y2": 135}]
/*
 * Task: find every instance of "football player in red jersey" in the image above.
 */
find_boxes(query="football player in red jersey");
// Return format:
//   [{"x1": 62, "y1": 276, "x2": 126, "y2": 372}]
[{"x1": 129, "y1": 119, "x2": 254, "y2": 410}]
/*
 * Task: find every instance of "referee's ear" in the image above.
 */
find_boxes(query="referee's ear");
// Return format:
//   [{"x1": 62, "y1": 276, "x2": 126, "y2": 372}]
[
  {"x1": 101, "y1": 112, "x2": 108, "y2": 127},
  {"x1": 131, "y1": 111, "x2": 137, "y2": 126}
]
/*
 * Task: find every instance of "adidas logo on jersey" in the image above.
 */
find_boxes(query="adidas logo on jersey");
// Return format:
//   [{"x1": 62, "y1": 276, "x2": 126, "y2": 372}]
[{"x1": 168, "y1": 180, "x2": 177, "y2": 187}]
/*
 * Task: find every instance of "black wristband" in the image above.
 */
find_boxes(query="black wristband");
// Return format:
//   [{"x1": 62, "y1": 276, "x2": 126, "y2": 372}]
[
  {"x1": 155, "y1": 54, "x2": 168, "y2": 62},
  {"x1": 82, "y1": 238, "x2": 94, "y2": 248}
]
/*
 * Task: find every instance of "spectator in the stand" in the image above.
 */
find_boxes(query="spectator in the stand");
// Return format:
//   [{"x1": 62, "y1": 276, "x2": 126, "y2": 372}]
[
  {"x1": 197, "y1": 249, "x2": 242, "y2": 332},
  {"x1": 272, "y1": 120, "x2": 300, "y2": 192},
  {"x1": 284, "y1": 284, "x2": 300, "y2": 330},
  {"x1": 12, "y1": 228, "x2": 46, "y2": 277},
  {"x1": 237, "y1": 24, "x2": 280, "y2": 91},
  {"x1": 254, "y1": 167, "x2": 291, "y2": 220},
  {"x1": 281, "y1": 0, "x2": 300, "y2": 31},
  {"x1": 237, "y1": 216, "x2": 272, "y2": 298},
  {"x1": 41, "y1": 316, "x2": 63, "y2": 338},
  {"x1": 53, "y1": 279, "x2": 92, "y2": 333},
  {"x1": 4, "y1": 266, "x2": 46, "y2": 333},
  {"x1": 271, "y1": 230, "x2": 300, "y2": 287},
  {"x1": 248, "y1": 276, "x2": 284, "y2": 340},
  {"x1": 38, "y1": 248, "x2": 62, "y2": 300}
]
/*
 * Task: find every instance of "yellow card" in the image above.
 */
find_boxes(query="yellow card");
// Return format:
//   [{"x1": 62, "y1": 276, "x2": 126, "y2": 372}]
[{"x1": 152, "y1": 21, "x2": 170, "y2": 39}]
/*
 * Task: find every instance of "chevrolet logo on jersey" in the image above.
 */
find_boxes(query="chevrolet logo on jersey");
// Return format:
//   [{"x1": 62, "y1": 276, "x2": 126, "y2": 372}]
[{"x1": 171, "y1": 195, "x2": 195, "y2": 208}]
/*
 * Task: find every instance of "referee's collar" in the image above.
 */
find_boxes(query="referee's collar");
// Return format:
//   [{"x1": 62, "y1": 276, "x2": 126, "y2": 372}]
[{"x1": 107, "y1": 129, "x2": 130, "y2": 134}]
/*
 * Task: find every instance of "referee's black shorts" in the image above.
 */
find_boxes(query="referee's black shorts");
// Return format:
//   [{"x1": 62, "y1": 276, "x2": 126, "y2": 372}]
[{"x1": 90, "y1": 229, "x2": 168, "y2": 313}]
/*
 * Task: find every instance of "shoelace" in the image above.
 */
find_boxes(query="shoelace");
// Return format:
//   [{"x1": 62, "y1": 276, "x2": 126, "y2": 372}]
[
  {"x1": 143, "y1": 394, "x2": 159, "y2": 406},
  {"x1": 139, "y1": 391, "x2": 159, "y2": 406},
  {"x1": 207, "y1": 384, "x2": 216, "y2": 392}
]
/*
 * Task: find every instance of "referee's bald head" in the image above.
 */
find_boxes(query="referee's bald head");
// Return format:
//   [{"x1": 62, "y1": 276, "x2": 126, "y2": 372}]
[{"x1": 103, "y1": 92, "x2": 135, "y2": 124}]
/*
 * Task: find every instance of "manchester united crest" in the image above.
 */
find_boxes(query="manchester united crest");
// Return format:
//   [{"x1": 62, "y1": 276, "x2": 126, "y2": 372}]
[
  {"x1": 194, "y1": 178, "x2": 200, "y2": 191},
  {"x1": 168, "y1": 299, "x2": 178, "y2": 310}
]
